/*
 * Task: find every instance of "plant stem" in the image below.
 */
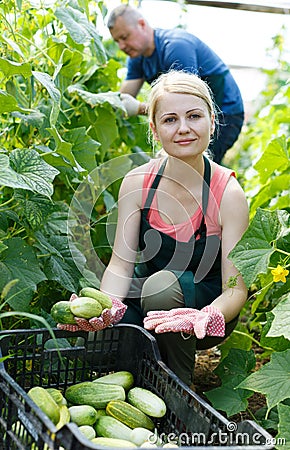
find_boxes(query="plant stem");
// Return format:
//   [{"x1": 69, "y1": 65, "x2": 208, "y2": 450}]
[
  {"x1": 0, "y1": 196, "x2": 14, "y2": 208},
  {"x1": 246, "y1": 407, "x2": 257, "y2": 421},
  {"x1": 233, "y1": 330, "x2": 273, "y2": 352},
  {"x1": 15, "y1": 33, "x2": 56, "y2": 67}
]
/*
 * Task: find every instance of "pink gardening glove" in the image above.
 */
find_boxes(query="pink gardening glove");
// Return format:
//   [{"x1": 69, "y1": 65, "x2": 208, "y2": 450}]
[
  {"x1": 194, "y1": 305, "x2": 225, "y2": 339},
  {"x1": 144, "y1": 308, "x2": 199, "y2": 334},
  {"x1": 57, "y1": 295, "x2": 127, "y2": 332}
]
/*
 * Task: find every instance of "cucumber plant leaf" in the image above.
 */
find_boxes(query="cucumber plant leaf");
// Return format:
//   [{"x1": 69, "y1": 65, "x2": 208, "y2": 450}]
[
  {"x1": 260, "y1": 312, "x2": 290, "y2": 353},
  {"x1": 34, "y1": 232, "x2": 84, "y2": 292},
  {"x1": 10, "y1": 148, "x2": 59, "y2": 196},
  {"x1": 0, "y1": 57, "x2": 32, "y2": 78},
  {"x1": 0, "y1": 36, "x2": 25, "y2": 58},
  {"x1": 204, "y1": 349, "x2": 255, "y2": 416},
  {"x1": 0, "y1": 89, "x2": 31, "y2": 113},
  {"x1": 266, "y1": 293, "x2": 290, "y2": 341},
  {"x1": 0, "y1": 149, "x2": 59, "y2": 196},
  {"x1": 49, "y1": 127, "x2": 76, "y2": 167},
  {"x1": 254, "y1": 136, "x2": 289, "y2": 184},
  {"x1": 32, "y1": 71, "x2": 61, "y2": 126},
  {"x1": 64, "y1": 127, "x2": 100, "y2": 173},
  {"x1": 276, "y1": 403, "x2": 290, "y2": 450},
  {"x1": 0, "y1": 237, "x2": 46, "y2": 311},
  {"x1": 68, "y1": 85, "x2": 124, "y2": 110},
  {"x1": 237, "y1": 349, "x2": 290, "y2": 412},
  {"x1": 55, "y1": 6, "x2": 106, "y2": 64},
  {"x1": 229, "y1": 208, "x2": 287, "y2": 288}
]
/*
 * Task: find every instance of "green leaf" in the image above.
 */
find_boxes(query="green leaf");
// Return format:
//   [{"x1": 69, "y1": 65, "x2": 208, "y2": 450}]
[
  {"x1": 229, "y1": 208, "x2": 281, "y2": 287},
  {"x1": 0, "y1": 36, "x2": 25, "y2": 58},
  {"x1": 68, "y1": 86, "x2": 124, "y2": 109},
  {"x1": 237, "y1": 349, "x2": 290, "y2": 411},
  {"x1": 250, "y1": 173, "x2": 290, "y2": 212},
  {"x1": 91, "y1": 107, "x2": 119, "y2": 155},
  {"x1": 260, "y1": 312, "x2": 290, "y2": 353},
  {"x1": 0, "y1": 237, "x2": 46, "y2": 311},
  {"x1": 10, "y1": 148, "x2": 59, "y2": 197},
  {"x1": 55, "y1": 6, "x2": 106, "y2": 64},
  {"x1": 254, "y1": 136, "x2": 289, "y2": 184},
  {"x1": 0, "y1": 89, "x2": 28, "y2": 113},
  {"x1": 12, "y1": 110, "x2": 45, "y2": 127},
  {"x1": 63, "y1": 127, "x2": 100, "y2": 172},
  {"x1": 276, "y1": 403, "x2": 290, "y2": 450},
  {"x1": 14, "y1": 190, "x2": 54, "y2": 230},
  {"x1": 77, "y1": 0, "x2": 90, "y2": 18},
  {"x1": 35, "y1": 233, "x2": 83, "y2": 292},
  {"x1": 32, "y1": 71, "x2": 61, "y2": 103},
  {"x1": 49, "y1": 127, "x2": 76, "y2": 167},
  {"x1": 32, "y1": 71, "x2": 61, "y2": 126},
  {"x1": 214, "y1": 348, "x2": 256, "y2": 380},
  {"x1": 205, "y1": 349, "x2": 256, "y2": 416},
  {"x1": 54, "y1": 48, "x2": 83, "y2": 93},
  {"x1": 205, "y1": 376, "x2": 252, "y2": 416},
  {"x1": 0, "y1": 242, "x2": 8, "y2": 253},
  {"x1": 255, "y1": 406, "x2": 278, "y2": 432},
  {"x1": 0, "y1": 154, "x2": 27, "y2": 189},
  {"x1": 0, "y1": 57, "x2": 32, "y2": 78},
  {"x1": 219, "y1": 323, "x2": 253, "y2": 360},
  {"x1": 267, "y1": 293, "x2": 290, "y2": 341}
]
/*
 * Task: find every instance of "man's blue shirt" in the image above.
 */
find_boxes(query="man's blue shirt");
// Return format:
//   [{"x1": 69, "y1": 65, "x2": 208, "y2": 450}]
[{"x1": 126, "y1": 28, "x2": 244, "y2": 115}]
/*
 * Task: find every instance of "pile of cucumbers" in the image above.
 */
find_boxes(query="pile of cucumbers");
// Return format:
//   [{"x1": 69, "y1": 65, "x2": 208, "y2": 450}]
[{"x1": 27, "y1": 371, "x2": 178, "y2": 448}]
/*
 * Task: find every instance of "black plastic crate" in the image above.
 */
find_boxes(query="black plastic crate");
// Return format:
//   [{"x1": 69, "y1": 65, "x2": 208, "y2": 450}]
[{"x1": 0, "y1": 324, "x2": 274, "y2": 450}]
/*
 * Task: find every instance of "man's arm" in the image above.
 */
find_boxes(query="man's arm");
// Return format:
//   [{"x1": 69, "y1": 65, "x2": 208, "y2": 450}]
[
  {"x1": 120, "y1": 79, "x2": 144, "y2": 97},
  {"x1": 118, "y1": 79, "x2": 148, "y2": 116}
]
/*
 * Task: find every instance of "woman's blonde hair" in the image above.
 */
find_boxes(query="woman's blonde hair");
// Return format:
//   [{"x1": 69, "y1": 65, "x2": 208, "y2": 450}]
[{"x1": 148, "y1": 70, "x2": 217, "y2": 127}]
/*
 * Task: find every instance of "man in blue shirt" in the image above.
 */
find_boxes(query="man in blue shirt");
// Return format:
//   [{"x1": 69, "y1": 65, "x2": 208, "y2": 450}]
[{"x1": 107, "y1": 4, "x2": 244, "y2": 164}]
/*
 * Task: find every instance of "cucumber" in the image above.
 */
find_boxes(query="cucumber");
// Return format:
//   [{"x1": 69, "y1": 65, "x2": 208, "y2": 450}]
[
  {"x1": 78, "y1": 425, "x2": 96, "y2": 440},
  {"x1": 106, "y1": 400, "x2": 154, "y2": 431},
  {"x1": 130, "y1": 428, "x2": 158, "y2": 446},
  {"x1": 65, "y1": 382, "x2": 126, "y2": 409},
  {"x1": 69, "y1": 405, "x2": 98, "y2": 426},
  {"x1": 96, "y1": 409, "x2": 107, "y2": 419},
  {"x1": 46, "y1": 387, "x2": 67, "y2": 406},
  {"x1": 127, "y1": 387, "x2": 166, "y2": 418},
  {"x1": 91, "y1": 437, "x2": 137, "y2": 448},
  {"x1": 28, "y1": 386, "x2": 60, "y2": 425},
  {"x1": 93, "y1": 371, "x2": 134, "y2": 391},
  {"x1": 70, "y1": 296, "x2": 102, "y2": 319},
  {"x1": 79, "y1": 287, "x2": 113, "y2": 309},
  {"x1": 50, "y1": 301, "x2": 76, "y2": 324},
  {"x1": 95, "y1": 415, "x2": 132, "y2": 441},
  {"x1": 56, "y1": 405, "x2": 70, "y2": 430}
]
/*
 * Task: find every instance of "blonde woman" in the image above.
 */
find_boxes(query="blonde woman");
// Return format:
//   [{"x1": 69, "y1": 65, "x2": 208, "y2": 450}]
[{"x1": 100, "y1": 71, "x2": 249, "y2": 385}]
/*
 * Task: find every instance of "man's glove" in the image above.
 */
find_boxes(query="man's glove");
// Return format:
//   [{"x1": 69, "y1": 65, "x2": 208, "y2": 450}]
[
  {"x1": 194, "y1": 305, "x2": 225, "y2": 339},
  {"x1": 57, "y1": 295, "x2": 127, "y2": 332},
  {"x1": 120, "y1": 93, "x2": 140, "y2": 116},
  {"x1": 144, "y1": 308, "x2": 199, "y2": 334}
]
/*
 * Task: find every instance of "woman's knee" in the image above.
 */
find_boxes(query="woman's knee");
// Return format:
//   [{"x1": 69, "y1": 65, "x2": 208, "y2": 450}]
[{"x1": 141, "y1": 270, "x2": 184, "y2": 313}]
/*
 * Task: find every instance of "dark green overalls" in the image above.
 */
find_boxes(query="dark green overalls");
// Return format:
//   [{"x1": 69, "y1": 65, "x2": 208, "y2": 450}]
[{"x1": 120, "y1": 156, "x2": 237, "y2": 383}]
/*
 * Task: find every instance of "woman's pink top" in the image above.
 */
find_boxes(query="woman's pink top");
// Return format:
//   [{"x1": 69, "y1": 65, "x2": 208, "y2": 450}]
[{"x1": 141, "y1": 159, "x2": 235, "y2": 242}]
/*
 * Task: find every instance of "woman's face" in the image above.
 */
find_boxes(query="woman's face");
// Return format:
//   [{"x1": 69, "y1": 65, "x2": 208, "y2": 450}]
[{"x1": 150, "y1": 92, "x2": 215, "y2": 159}]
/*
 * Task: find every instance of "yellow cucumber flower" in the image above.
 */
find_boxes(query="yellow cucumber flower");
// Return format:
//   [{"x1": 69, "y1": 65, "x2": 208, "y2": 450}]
[{"x1": 271, "y1": 265, "x2": 289, "y2": 283}]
